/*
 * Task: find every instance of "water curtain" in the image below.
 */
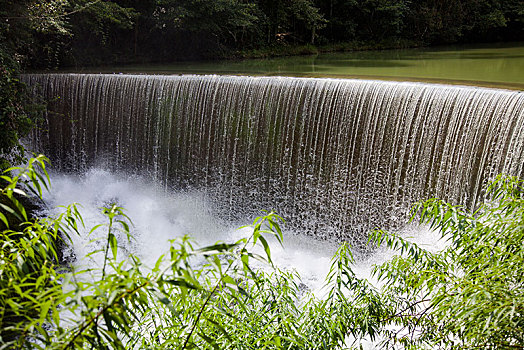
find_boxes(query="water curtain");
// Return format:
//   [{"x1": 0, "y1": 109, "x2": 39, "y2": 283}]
[{"x1": 24, "y1": 74, "x2": 524, "y2": 245}]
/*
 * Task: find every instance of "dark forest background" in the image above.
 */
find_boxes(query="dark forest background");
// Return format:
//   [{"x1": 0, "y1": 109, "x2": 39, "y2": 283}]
[
  {"x1": 1, "y1": 1, "x2": 523, "y2": 162},
  {"x1": 1, "y1": 0, "x2": 524, "y2": 69}
]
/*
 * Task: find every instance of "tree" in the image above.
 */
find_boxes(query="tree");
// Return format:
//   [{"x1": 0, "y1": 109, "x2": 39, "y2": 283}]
[
  {"x1": 289, "y1": 0, "x2": 326, "y2": 44},
  {"x1": 354, "y1": 0, "x2": 410, "y2": 42},
  {"x1": 64, "y1": 0, "x2": 138, "y2": 65},
  {"x1": 154, "y1": 0, "x2": 260, "y2": 53},
  {"x1": 0, "y1": 52, "x2": 36, "y2": 169},
  {"x1": 315, "y1": 0, "x2": 358, "y2": 42},
  {"x1": 255, "y1": 0, "x2": 326, "y2": 45},
  {"x1": 0, "y1": 0, "x2": 69, "y2": 67}
]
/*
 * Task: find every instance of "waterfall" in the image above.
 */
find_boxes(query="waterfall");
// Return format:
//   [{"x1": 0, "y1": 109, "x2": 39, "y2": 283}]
[{"x1": 23, "y1": 74, "x2": 524, "y2": 246}]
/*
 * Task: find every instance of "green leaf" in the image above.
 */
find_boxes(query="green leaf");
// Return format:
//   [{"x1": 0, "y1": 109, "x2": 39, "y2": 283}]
[
  {"x1": 195, "y1": 242, "x2": 239, "y2": 254},
  {"x1": 109, "y1": 233, "x2": 118, "y2": 259},
  {"x1": 118, "y1": 220, "x2": 130, "y2": 233},
  {"x1": 153, "y1": 290, "x2": 171, "y2": 306},
  {"x1": 165, "y1": 278, "x2": 199, "y2": 290},
  {"x1": 258, "y1": 235, "x2": 272, "y2": 264},
  {"x1": 198, "y1": 331, "x2": 219, "y2": 350},
  {"x1": 205, "y1": 317, "x2": 233, "y2": 341},
  {"x1": 0, "y1": 202, "x2": 22, "y2": 222},
  {"x1": 89, "y1": 224, "x2": 104, "y2": 235},
  {"x1": 0, "y1": 211, "x2": 9, "y2": 228}
]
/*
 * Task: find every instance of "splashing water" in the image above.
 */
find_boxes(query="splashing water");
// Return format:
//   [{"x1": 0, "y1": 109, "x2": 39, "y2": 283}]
[
  {"x1": 42, "y1": 169, "x2": 342, "y2": 291},
  {"x1": 42, "y1": 167, "x2": 446, "y2": 297}
]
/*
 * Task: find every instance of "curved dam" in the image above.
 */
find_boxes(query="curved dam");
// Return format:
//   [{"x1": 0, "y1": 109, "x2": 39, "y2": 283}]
[{"x1": 24, "y1": 74, "x2": 524, "y2": 247}]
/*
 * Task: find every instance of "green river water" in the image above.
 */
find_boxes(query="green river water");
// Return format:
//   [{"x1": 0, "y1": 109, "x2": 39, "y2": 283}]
[{"x1": 77, "y1": 43, "x2": 524, "y2": 90}]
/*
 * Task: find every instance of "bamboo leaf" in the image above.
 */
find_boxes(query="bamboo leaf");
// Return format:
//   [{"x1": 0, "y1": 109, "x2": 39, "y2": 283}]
[{"x1": 109, "y1": 233, "x2": 118, "y2": 259}]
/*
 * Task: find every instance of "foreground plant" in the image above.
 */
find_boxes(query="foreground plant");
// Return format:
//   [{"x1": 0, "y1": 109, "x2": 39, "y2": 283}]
[
  {"x1": 2, "y1": 156, "x2": 523, "y2": 349},
  {"x1": 0, "y1": 156, "x2": 82, "y2": 348},
  {"x1": 0, "y1": 156, "x2": 364, "y2": 349},
  {"x1": 371, "y1": 174, "x2": 524, "y2": 349}
]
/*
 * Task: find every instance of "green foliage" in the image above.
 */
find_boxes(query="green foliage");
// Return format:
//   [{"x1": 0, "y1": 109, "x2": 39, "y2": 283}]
[
  {"x1": 2, "y1": 157, "x2": 524, "y2": 349},
  {"x1": 0, "y1": 157, "x2": 319, "y2": 348},
  {"x1": 0, "y1": 51, "x2": 42, "y2": 170},
  {"x1": 0, "y1": 155, "x2": 78, "y2": 347},
  {"x1": 26, "y1": 0, "x2": 71, "y2": 35},
  {"x1": 353, "y1": 0, "x2": 410, "y2": 41},
  {"x1": 1, "y1": 0, "x2": 523, "y2": 66},
  {"x1": 255, "y1": 0, "x2": 327, "y2": 45},
  {"x1": 369, "y1": 174, "x2": 524, "y2": 348},
  {"x1": 0, "y1": 0, "x2": 137, "y2": 67},
  {"x1": 65, "y1": 0, "x2": 138, "y2": 65},
  {"x1": 157, "y1": 0, "x2": 259, "y2": 37}
]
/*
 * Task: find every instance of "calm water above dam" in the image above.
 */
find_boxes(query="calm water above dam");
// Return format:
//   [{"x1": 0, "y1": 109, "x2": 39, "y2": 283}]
[{"x1": 72, "y1": 43, "x2": 524, "y2": 90}]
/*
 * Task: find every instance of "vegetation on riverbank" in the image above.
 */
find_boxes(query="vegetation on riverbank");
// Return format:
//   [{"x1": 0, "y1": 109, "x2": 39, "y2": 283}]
[
  {"x1": 1, "y1": 0, "x2": 523, "y2": 69},
  {"x1": 224, "y1": 38, "x2": 421, "y2": 60},
  {"x1": 0, "y1": 51, "x2": 41, "y2": 170},
  {"x1": 2, "y1": 157, "x2": 523, "y2": 349}
]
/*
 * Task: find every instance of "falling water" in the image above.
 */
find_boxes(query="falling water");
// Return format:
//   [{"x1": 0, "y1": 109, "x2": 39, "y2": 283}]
[{"x1": 24, "y1": 74, "x2": 524, "y2": 247}]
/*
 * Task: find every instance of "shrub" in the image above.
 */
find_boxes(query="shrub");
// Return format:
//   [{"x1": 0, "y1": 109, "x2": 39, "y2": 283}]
[
  {"x1": 0, "y1": 50, "x2": 43, "y2": 170},
  {"x1": 370, "y1": 174, "x2": 524, "y2": 348},
  {"x1": 1, "y1": 156, "x2": 523, "y2": 349}
]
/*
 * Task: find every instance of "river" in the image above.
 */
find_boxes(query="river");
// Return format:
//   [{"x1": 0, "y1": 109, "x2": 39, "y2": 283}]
[{"x1": 65, "y1": 43, "x2": 524, "y2": 90}]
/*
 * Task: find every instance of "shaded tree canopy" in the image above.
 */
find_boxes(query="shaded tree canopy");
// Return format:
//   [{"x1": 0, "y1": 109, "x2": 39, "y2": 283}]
[{"x1": 0, "y1": 0, "x2": 523, "y2": 67}]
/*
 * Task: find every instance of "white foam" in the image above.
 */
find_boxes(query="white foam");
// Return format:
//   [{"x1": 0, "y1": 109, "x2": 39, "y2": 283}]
[
  {"x1": 44, "y1": 168, "x2": 446, "y2": 286},
  {"x1": 42, "y1": 169, "x2": 339, "y2": 282},
  {"x1": 43, "y1": 168, "x2": 447, "y2": 348}
]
